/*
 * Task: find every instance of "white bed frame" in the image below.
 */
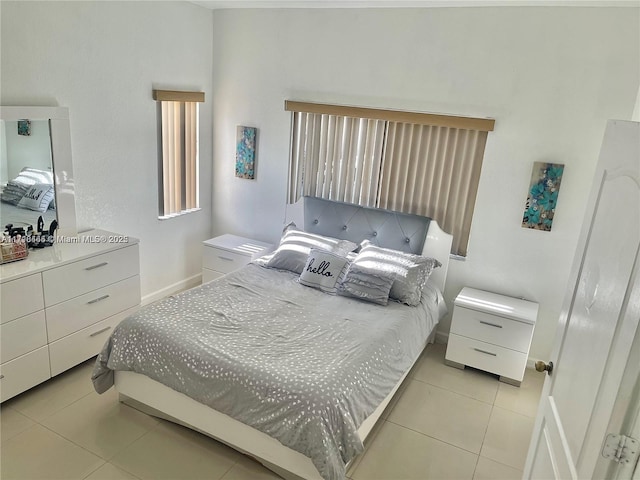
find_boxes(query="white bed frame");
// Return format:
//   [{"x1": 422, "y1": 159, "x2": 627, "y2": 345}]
[{"x1": 116, "y1": 207, "x2": 452, "y2": 480}]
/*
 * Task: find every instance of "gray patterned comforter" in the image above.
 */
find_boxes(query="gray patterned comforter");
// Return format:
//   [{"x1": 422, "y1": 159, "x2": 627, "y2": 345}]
[{"x1": 92, "y1": 264, "x2": 442, "y2": 480}]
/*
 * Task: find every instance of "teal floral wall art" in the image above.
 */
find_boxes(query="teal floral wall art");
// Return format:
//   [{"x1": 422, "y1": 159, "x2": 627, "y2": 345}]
[
  {"x1": 235, "y1": 126, "x2": 256, "y2": 179},
  {"x1": 522, "y1": 162, "x2": 564, "y2": 231}
]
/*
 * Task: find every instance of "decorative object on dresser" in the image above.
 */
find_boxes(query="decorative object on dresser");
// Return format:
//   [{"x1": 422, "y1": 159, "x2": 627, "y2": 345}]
[
  {"x1": 0, "y1": 230, "x2": 140, "y2": 402},
  {"x1": 445, "y1": 287, "x2": 539, "y2": 386},
  {"x1": 202, "y1": 234, "x2": 273, "y2": 283}
]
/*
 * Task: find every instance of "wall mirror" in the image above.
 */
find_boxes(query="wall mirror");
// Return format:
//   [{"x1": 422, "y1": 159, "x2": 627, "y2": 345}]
[{"x1": 0, "y1": 106, "x2": 77, "y2": 236}]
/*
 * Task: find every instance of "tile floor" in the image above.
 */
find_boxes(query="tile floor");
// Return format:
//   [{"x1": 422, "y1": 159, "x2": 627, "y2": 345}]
[{"x1": 0, "y1": 343, "x2": 544, "y2": 480}]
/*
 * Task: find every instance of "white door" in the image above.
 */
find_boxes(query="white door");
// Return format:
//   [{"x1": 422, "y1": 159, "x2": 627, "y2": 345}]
[{"x1": 523, "y1": 120, "x2": 640, "y2": 480}]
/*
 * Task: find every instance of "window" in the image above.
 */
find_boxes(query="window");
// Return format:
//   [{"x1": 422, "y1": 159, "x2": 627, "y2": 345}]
[
  {"x1": 153, "y1": 89, "x2": 204, "y2": 219},
  {"x1": 286, "y1": 101, "x2": 495, "y2": 256}
]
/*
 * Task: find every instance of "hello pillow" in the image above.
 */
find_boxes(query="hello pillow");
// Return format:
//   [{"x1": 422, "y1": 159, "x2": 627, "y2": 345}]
[
  {"x1": 17, "y1": 183, "x2": 55, "y2": 213},
  {"x1": 299, "y1": 249, "x2": 350, "y2": 294}
]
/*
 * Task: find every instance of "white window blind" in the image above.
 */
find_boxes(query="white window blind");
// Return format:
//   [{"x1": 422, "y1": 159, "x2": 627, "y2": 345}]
[
  {"x1": 289, "y1": 112, "x2": 386, "y2": 207},
  {"x1": 377, "y1": 123, "x2": 488, "y2": 256},
  {"x1": 286, "y1": 101, "x2": 494, "y2": 256},
  {"x1": 154, "y1": 90, "x2": 204, "y2": 219}
]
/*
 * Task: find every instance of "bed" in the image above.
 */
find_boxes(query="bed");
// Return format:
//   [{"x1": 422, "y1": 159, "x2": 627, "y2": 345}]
[{"x1": 92, "y1": 197, "x2": 453, "y2": 480}]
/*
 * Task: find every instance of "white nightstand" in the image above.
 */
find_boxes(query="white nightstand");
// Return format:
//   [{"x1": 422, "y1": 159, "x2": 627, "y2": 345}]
[
  {"x1": 445, "y1": 287, "x2": 539, "y2": 386},
  {"x1": 202, "y1": 234, "x2": 273, "y2": 283}
]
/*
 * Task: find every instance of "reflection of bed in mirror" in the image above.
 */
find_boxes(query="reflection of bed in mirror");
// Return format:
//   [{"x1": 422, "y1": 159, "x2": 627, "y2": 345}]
[
  {"x1": 0, "y1": 106, "x2": 76, "y2": 236},
  {"x1": 0, "y1": 118, "x2": 57, "y2": 230},
  {"x1": 1, "y1": 202, "x2": 56, "y2": 229}
]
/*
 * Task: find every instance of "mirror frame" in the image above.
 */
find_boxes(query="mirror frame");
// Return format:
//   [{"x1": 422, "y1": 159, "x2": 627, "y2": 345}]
[{"x1": 1, "y1": 106, "x2": 77, "y2": 236}]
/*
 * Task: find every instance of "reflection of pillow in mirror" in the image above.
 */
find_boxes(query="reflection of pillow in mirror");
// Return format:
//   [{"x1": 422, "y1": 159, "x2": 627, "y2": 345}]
[
  {"x1": 16, "y1": 167, "x2": 54, "y2": 186},
  {"x1": 17, "y1": 183, "x2": 55, "y2": 213},
  {"x1": 0, "y1": 181, "x2": 29, "y2": 205}
]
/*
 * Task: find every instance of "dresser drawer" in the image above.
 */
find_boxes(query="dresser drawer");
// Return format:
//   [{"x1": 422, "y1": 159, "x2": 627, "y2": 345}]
[
  {"x1": 0, "y1": 310, "x2": 47, "y2": 363},
  {"x1": 0, "y1": 346, "x2": 51, "y2": 402},
  {"x1": 1, "y1": 273, "x2": 44, "y2": 323},
  {"x1": 451, "y1": 306, "x2": 534, "y2": 353},
  {"x1": 202, "y1": 248, "x2": 250, "y2": 274},
  {"x1": 43, "y1": 245, "x2": 139, "y2": 306},
  {"x1": 46, "y1": 275, "x2": 141, "y2": 342},
  {"x1": 446, "y1": 333, "x2": 528, "y2": 382},
  {"x1": 49, "y1": 306, "x2": 137, "y2": 376}
]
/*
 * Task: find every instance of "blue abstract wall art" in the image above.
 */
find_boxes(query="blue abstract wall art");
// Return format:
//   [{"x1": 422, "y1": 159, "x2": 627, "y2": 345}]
[
  {"x1": 522, "y1": 162, "x2": 564, "y2": 231},
  {"x1": 236, "y1": 126, "x2": 256, "y2": 179}
]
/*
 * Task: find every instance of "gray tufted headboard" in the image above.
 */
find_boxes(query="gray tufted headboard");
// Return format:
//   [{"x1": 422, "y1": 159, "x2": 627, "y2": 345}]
[
  {"x1": 303, "y1": 197, "x2": 430, "y2": 255},
  {"x1": 291, "y1": 196, "x2": 452, "y2": 292}
]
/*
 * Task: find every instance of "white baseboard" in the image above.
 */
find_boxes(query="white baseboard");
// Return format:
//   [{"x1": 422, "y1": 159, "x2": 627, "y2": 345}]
[{"x1": 141, "y1": 273, "x2": 202, "y2": 306}]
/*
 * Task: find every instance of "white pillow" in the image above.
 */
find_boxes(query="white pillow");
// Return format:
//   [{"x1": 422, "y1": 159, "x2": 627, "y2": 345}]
[
  {"x1": 262, "y1": 223, "x2": 358, "y2": 275},
  {"x1": 17, "y1": 183, "x2": 55, "y2": 213},
  {"x1": 299, "y1": 249, "x2": 350, "y2": 294}
]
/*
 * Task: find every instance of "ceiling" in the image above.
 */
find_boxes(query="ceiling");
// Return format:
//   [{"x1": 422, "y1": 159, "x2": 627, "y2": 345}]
[{"x1": 191, "y1": 0, "x2": 639, "y2": 8}]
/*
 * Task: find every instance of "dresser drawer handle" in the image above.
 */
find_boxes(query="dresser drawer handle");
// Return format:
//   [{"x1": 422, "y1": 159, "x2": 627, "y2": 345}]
[
  {"x1": 479, "y1": 320, "x2": 503, "y2": 329},
  {"x1": 87, "y1": 294, "x2": 110, "y2": 305},
  {"x1": 217, "y1": 255, "x2": 234, "y2": 262},
  {"x1": 0, "y1": 374, "x2": 4, "y2": 380},
  {"x1": 89, "y1": 326, "x2": 112, "y2": 337},
  {"x1": 473, "y1": 348, "x2": 497, "y2": 357},
  {"x1": 85, "y1": 262, "x2": 108, "y2": 271}
]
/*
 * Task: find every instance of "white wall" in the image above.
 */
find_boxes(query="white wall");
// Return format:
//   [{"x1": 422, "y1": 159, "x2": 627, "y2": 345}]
[
  {"x1": 1, "y1": 1, "x2": 214, "y2": 300},
  {"x1": 211, "y1": 7, "x2": 639, "y2": 361}
]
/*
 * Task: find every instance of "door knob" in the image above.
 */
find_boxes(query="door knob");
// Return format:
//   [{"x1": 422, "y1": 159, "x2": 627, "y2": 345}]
[{"x1": 535, "y1": 361, "x2": 553, "y2": 374}]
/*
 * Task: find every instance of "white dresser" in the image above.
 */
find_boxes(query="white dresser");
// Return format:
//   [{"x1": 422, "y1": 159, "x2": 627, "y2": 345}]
[
  {"x1": 0, "y1": 229, "x2": 140, "y2": 402},
  {"x1": 202, "y1": 234, "x2": 272, "y2": 283},
  {"x1": 445, "y1": 287, "x2": 538, "y2": 386}
]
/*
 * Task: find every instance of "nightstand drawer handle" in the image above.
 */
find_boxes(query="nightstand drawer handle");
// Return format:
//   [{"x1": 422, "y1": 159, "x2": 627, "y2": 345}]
[
  {"x1": 87, "y1": 294, "x2": 110, "y2": 305},
  {"x1": 473, "y1": 348, "x2": 497, "y2": 357},
  {"x1": 217, "y1": 255, "x2": 234, "y2": 262},
  {"x1": 89, "y1": 326, "x2": 112, "y2": 337},
  {"x1": 479, "y1": 320, "x2": 503, "y2": 328},
  {"x1": 0, "y1": 374, "x2": 4, "y2": 380},
  {"x1": 85, "y1": 262, "x2": 108, "y2": 271}
]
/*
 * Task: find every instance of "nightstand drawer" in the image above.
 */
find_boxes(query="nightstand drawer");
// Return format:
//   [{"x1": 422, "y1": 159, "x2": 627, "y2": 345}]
[
  {"x1": 0, "y1": 310, "x2": 47, "y2": 363},
  {"x1": 451, "y1": 307, "x2": 534, "y2": 353},
  {"x1": 446, "y1": 333, "x2": 528, "y2": 381},
  {"x1": 203, "y1": 248, "x2": 250, "y2": 274},
  {"x1": 0, "y1": 346, "x2": 51, "y2": 402}
]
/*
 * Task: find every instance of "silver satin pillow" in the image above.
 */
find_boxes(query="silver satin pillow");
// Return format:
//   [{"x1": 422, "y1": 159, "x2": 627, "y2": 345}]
[
  {"x1": 263, "y1": 223, "x2": 358, "y2": 275},
  {"x1": 353, "y1": 240, "x2": 441, "y2": 306},
  {"x1": 337, "y1": 262, "x2": 396, "y2": 306}
]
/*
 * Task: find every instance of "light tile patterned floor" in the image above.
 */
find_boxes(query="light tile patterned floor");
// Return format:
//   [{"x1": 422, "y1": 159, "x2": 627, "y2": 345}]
[{"x1": 0, "y1": 343, "x2": 544, "y2": 480}]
